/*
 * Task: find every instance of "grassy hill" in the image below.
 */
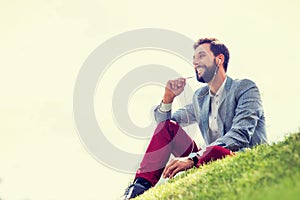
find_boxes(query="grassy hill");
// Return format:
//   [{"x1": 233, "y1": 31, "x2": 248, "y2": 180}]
[{"x1": 135, "y1": 132, "x2": 300, "y2": 200}]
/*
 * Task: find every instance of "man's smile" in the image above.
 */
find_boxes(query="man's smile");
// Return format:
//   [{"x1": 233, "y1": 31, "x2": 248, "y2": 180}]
[{"x1": 196, "y1": 66, "x2": 205, "y2": 76}]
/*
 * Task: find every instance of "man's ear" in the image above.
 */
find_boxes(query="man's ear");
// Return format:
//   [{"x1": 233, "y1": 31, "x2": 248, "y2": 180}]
[{"x1": 217, "y1": 54, "x2": 225, "y2": 66}]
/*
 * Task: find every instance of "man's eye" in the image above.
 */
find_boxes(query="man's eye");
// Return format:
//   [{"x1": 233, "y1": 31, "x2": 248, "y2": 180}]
[{"x1": 194, "y1": 54, "x2": 205, "y2": 59}]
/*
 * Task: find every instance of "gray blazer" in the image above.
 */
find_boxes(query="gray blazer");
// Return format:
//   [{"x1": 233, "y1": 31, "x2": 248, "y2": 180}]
[{"x1": 154, "y1": 76, "x2": 268, "y2": 151}]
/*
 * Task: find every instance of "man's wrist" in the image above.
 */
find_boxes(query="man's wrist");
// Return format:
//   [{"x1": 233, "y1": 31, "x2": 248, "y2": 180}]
[
  {"x1": 162, "y1": 95, "x2": 175, "y2": 104},
  {"x1": 187, "y1": 152, "x2": 199, "y2": 167}
]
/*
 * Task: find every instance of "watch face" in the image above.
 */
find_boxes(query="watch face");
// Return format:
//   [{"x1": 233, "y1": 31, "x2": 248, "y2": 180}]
[
  {"x1": 188, "y1": 153, "x2": 199, "y2": 166},
  {"x1": 188, "y1": 152, "x2": 198, "y2": 158}
]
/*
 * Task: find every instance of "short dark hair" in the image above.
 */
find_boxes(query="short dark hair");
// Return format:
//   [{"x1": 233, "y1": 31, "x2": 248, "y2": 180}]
[{"x1": 193, "y1": 38, "x2": 230, "y2": 72}]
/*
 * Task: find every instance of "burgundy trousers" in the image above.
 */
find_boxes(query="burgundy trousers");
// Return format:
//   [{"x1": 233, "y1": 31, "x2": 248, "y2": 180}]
[{"x1": 135, "y1": 120, "x2": 232, "y2": 186}]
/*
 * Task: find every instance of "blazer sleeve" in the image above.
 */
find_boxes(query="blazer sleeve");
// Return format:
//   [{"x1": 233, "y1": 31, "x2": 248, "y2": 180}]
[{"x1": 154, "y1": 102, "x2": 197, "y2": 126}]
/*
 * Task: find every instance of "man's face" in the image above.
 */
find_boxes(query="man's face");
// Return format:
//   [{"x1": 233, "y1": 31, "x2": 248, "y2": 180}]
[{"x1": 193, "y1": 43, "x2": 217, "y2": 83}]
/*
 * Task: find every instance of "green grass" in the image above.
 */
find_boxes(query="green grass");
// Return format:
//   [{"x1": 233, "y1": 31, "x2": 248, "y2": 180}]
[{"x1": 135, "y1": 132, "x2": 300, "y2": 200}]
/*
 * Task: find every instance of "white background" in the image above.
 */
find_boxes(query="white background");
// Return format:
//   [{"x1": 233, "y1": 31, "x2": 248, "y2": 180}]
[{"x1": 1, "y1": 0, "x2": 300, "y2": 199}]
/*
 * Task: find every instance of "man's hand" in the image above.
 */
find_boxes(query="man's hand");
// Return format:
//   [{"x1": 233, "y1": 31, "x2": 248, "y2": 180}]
[
  {"x1": 162, "y1": 157, "x2": 194, "y2": 179},
  {"x1": 163, "y1": 78, "x2": 186, "y2": 103}
]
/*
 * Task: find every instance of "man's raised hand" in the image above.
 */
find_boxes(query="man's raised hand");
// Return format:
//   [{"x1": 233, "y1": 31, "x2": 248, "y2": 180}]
[{"x1": 163, "y1": 78, "x2": 186, "y2": 104}]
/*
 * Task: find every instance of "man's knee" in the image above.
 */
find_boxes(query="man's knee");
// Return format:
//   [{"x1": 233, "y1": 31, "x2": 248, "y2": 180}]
[
  {"x1": 155, "y1": 120, "x2": 180, "y2": 136},
  {"x1": 197, "y1": 146, "x2": 233, "y2": 166},
  {"x1": 206, "y1": 146, "x2": 232, "y2": 157}
]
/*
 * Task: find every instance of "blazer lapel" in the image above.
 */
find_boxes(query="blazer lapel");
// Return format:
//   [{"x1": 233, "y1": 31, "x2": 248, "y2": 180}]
[
  {"x1": 218, "y1": 77, "x2": 232, "y2": 108},
  {"x1": 218, "y1": 77, "x2": 233, "y2": 135}
]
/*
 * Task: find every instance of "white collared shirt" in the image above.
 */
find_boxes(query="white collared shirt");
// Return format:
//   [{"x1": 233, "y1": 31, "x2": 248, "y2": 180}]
[{"x1": 208, "y1": 76, "x2": 227, "y2": 143}]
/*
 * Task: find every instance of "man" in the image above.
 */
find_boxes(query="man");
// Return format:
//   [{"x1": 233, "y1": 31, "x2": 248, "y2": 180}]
[{"x1": 123, "y1": 38, "x2": 267, "y2": 199}]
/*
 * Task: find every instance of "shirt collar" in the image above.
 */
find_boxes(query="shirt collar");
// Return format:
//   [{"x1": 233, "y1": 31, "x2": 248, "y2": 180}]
[{"x1": 209, "y1": 76, "x2": 227, "y2": 97}]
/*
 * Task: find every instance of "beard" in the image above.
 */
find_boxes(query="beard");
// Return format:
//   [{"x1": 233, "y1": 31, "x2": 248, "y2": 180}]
[{"x1": 195, "y1": 59, "x2": 218, "y2": 83}]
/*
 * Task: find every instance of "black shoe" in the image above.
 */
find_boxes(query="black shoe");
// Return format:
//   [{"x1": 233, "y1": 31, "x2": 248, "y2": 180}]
[{"x1": 123, "y1": 178, "x2": 152, "y2": 199}]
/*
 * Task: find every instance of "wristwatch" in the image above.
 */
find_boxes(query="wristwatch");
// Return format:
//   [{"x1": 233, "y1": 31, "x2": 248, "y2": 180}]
[{"x1": 187, "y1": 152, "x2": 199, "y2": 167}]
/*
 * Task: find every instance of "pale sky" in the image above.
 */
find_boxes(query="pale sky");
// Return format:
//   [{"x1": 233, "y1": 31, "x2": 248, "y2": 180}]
[{"x1": 1, "y1": 0, "x2": 300, "y2": 199}]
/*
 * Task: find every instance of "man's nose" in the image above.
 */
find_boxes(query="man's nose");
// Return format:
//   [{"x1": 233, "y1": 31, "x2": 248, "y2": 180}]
[{"x1": 193, "y1": 60, "x2": 198, "y2": 68}]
